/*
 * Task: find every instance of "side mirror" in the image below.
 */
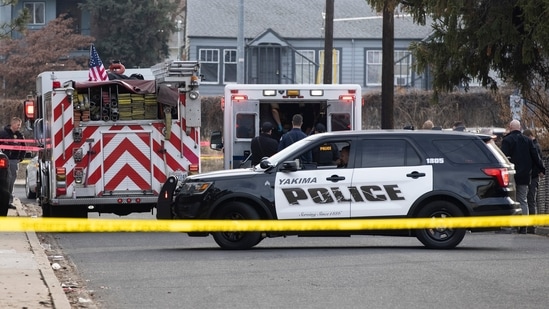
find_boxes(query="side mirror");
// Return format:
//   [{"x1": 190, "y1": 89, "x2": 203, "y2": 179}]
[
  {"x1": 210, "y1": 131, "x2": 223, "y2": 150},
  {"x1": 280, "y1": 160, "x2": 298, "y2": 172}
]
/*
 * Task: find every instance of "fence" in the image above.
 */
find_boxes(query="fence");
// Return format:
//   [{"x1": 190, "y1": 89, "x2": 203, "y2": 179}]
[{"x1": 536, "y1": 157, "x2": 549, "y2": 214}]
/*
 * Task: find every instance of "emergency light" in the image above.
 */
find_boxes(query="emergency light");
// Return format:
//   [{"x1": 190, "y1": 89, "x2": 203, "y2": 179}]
[
  {"x1": 24, "y1": 100, "x2": 35, "y2": 120},
  {"x1": 263, "y1": 90, "x2": 276, "y2": 96},
  {"x1": 310, "y1": 90, "x2": 324, "y2": 96},
  {"x1": 232, "y1": 95, "x2": 248, "y2": 102},
  {"x1": 339, "y1": 95, "x2": 355, "y2": 103}
]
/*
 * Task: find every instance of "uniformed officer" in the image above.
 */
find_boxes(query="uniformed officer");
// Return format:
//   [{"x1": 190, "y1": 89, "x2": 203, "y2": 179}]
[
  {"x1": 311, "y1": 123, "x2": 338, "y2": 166},
  {"x1": 250, "y1": 122, "x2": 279, "y2": 165}
]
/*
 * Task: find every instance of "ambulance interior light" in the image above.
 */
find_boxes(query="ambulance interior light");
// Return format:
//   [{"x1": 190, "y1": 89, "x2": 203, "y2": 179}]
[
  {"x1": 310, "y1": 90, "x2": 323, "y2": 96},
  {"x1": 263, "y1": 90, "x2": 276, "y2": 96}
]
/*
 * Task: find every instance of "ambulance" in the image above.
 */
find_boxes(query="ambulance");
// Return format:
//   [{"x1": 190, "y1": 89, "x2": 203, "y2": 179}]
[
  {"x1": 26, "y1": 60, "x2": 201, "y2": 217},
  {"x1": 210, "y1": 84, "x2": 362, "y2": 169}
]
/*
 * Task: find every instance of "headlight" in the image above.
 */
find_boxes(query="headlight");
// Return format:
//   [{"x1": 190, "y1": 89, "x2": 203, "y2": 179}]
[{"x1": 180, "y1": 181, "x2": 212, "y2": 195}]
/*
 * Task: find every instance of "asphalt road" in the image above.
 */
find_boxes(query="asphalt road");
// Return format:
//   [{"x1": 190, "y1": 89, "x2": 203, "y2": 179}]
[
  {"x1": 15, "y1": 188, "x2": 549, "y2": 309},
  {"x1": 50, "y1": 220, "x2": 549, "y2": 308}
]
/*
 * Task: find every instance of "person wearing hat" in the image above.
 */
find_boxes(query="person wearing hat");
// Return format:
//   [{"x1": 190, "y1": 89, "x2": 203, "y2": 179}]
[{"x1": 250, "y1": 122, "x2": 279, "y2": 165}]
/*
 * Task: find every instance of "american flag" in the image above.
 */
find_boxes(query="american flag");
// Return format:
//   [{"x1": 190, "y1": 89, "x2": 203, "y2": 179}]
[{"x1": 88, "y1": 44, "x2": 108, "y2": 81}]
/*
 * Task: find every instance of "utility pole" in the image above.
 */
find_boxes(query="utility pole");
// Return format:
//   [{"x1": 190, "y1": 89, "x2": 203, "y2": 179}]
[
  {"x1": 237, "y1": 0, "x2": 245, "y2": 83},
  {"x1": 323, "y1": 0, "x2": 334, "y2": 84},
  {"x1": 381, "y1": 3, "x2": 395, "y2": 129}
]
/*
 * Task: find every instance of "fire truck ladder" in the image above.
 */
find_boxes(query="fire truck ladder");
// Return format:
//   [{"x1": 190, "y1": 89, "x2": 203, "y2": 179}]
[{"x1": 152, "y1": 60, "x2": 200, "y2": 87}]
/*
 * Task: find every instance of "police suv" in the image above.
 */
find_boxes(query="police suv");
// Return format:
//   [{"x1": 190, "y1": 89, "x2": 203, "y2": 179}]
[{"x1": 157, "y1": 130, "x2": 520, "y2": 250}]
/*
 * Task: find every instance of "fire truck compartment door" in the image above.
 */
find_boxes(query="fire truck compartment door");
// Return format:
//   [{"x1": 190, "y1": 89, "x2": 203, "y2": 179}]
[{"x1": 102, "y1": 131, "x2": 154, "y2": 193}]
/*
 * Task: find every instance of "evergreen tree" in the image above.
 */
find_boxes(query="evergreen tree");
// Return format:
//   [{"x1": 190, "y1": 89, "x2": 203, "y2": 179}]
[
  {"x1": 80, "y1": 0, "x2": 183, "y2": 68},
  {"x1": 404, "y1": 0, "x2": 549, "y2": 97}
]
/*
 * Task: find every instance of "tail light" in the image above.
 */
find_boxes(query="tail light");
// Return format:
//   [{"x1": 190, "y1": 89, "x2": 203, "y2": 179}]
[
  {"x1": 24, "y1": 99, "x2": 35, "y2": 120},
  {"x1": 482, "y1": 167, "x2": 509, "y2": 187},
  {"x1": 0, "y1": 156, "x2": 8, "y2": 169},
  {"x1": 55, "y1": 167, "x2": 67, "y2": 196},
  {"x1": 189, "y1": 164, "x2": 199, "y2": 175}
]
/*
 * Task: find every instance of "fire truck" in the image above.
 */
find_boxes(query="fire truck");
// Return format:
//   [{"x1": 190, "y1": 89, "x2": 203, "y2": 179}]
[
  {"x1": 26, "y1": 61, "x2": 201, "y2": 217},
  {"x1": 210, "y1": 84, "x2": 362, "y2": 169}
]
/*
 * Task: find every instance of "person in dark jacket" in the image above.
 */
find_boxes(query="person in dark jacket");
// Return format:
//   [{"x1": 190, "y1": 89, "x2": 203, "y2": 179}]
[
  {"x1": 0, "y1": 117, "x2": 26, "y2": 209},
  {"x1": 501, "y1": 120, "x2": 546, "y2": 233},
  {"x1": 311, "y1": 123, "x2": 339, "y2": 166},
  {"x1": 278, "y1": 114, "x2": 312, "y2": 163},
  {"x1": 523, "y1": 129, "x2": 545, "y2": 233},
  {"x1": 250, "y1": 122, "x2": 279, "y2": 165}
]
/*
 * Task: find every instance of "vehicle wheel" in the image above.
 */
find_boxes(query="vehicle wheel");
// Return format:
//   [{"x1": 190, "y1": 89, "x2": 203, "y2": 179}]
[
  {"x1": 211, "y1": 202, "x2": 263, "y2": 250},
  {"x1": 415, "y1": 201, "x2": 466, "y2": 249},
  {"x1": 25, "y1": 171, "x2": 36, "y2": 199}
]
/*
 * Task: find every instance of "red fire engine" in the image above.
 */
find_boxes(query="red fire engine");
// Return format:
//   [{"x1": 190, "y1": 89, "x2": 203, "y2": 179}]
[{"x1": 26, "y1": 61, "x2": 201, "y2": 217}]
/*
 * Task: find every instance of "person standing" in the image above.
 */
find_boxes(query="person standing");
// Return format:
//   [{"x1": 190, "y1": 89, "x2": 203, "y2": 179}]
[
  {"x1": 250, "y1": 122, "x2": 279, "y2": 165},
  {"x1": 278, "y1": 114, "x2": 311, "y2": 162},
  {"x1": 501, "y1": 120, "x2": 545, "y2": 233},
  {"x1": 0, "y1": 117, "x2": 26, "y2": 210},
  {"x1": 523, "y1": 129, "x2": 545, "y2": 233}
]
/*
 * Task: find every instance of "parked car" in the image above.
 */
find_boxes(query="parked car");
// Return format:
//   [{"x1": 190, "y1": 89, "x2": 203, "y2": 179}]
[
  {"x1": 0, "y1": 151, "x2": 10, "y2": 215},
  {"x1": 157, "y1": 130, "x2": 520, "y2": 250},
  {"x1": 25, "y1": 156, "x2": 39, "y2": 199}
]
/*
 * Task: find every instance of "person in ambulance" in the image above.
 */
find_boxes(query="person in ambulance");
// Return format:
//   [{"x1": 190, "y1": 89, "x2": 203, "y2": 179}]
[{"x1": 157, "y1": 130, "x2": 520, "y2": 250}]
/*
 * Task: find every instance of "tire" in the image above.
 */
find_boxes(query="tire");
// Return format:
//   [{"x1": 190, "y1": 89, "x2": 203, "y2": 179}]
[
  {"x1": 415, "y1": 201, "x2": 467, "y2": 249},
  {"x1": 211, "y1": 202, "x2": 263, "y2": 250},
  {"x1": 41, "y1": 202, "x2": 52, "y2": 218},
  {"x1": 25, "y1": 171, "x2": 36, "y2": 199}
]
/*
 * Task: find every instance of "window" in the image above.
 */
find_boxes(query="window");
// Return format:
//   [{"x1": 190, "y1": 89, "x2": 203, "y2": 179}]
[
  {"x1": 317, "y1": 49, "x2": 340, "y2": 84},
  {"x1": 366, "y1": 50, "x2": 382, "y2": 85},
  {"x1": 366, "y1": 50, "x2": 413, "y2": 86},
  {"x1": 359, "y1": 139, "x2": 421, "y2": 167},
  {"x1": 295, "y1": 50, "x2": 316, "y2": 84},
  {"x1": 24, "y1": 2, "x2": 45, "y2": 25},
  {"x1": 224, "y1": 49, "x2": 237, "y2": 83},
  {"x1": 394, "y1": 51, "x2": 412, "y2": 86},
  {"x1": 235, "y1": 113, "x2": 255, "y2": 139},
  {"x1": 433, "y1": 140, "x2": 491, "y2": 164},
  {"x1": 199, "y1": 49, "x2": 219, "y2": 84},
  {"x1": 330, "y1": 113, "x2": 351, "y2": 131}
]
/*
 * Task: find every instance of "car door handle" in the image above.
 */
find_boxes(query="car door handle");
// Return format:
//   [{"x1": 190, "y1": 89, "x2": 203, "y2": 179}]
[
  {"x1": 406, "y1": 171, "x2": 426, "y2": 179},
  {"x1": 326, "y1": 175, "x2": 346, "y2": 182}
]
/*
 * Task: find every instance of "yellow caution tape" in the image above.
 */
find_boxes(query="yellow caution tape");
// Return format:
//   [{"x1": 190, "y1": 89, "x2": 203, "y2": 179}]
[{"x1": 1, "y1": 215, "x2": 549, "y2": 233}]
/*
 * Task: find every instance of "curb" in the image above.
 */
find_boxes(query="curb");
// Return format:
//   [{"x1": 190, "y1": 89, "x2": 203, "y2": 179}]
[{"x1": 15, "y1": 201, "x2": 72, "y2": 309}]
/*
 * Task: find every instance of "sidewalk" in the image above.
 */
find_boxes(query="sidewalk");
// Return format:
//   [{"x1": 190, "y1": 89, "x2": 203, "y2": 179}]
[{"x1": 0, "y1": 197, "x2": 71, "y2": 309}]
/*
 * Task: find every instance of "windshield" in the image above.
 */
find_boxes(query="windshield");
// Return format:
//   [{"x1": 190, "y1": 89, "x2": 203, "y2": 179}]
[{"x1": 255, "y1": 133, "x2": 322, "y2": 168}]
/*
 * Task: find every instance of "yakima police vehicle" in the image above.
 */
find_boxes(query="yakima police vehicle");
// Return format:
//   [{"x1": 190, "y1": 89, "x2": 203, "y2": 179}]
[
  {"x1": 26, "y1": 60, "x2": 201, "y2": 218},
  {"x1": 158, "y1": 130, "x2": 520, "y2": 249},
  {"x1": 210, "y1": 84, "x2": 362, "y2": 169}
]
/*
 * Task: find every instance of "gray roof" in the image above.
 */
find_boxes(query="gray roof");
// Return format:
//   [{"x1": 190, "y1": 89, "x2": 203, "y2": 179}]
[{"x1": 187, "y1": 0, "x2": 432, "y2": 40}]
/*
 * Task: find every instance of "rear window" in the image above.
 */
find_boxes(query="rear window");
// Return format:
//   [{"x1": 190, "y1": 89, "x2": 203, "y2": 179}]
[{"x1": 433, "y1": 139, "x2": 491, "y2": 164}]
